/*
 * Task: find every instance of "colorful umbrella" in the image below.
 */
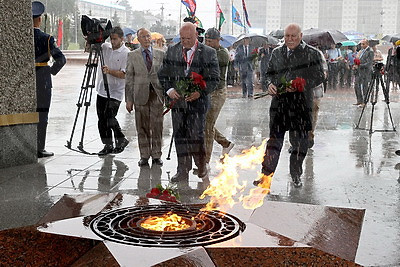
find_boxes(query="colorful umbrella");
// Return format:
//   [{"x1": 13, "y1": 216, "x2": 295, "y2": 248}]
[
  {"x1": 340, "y1": 40, "x2": 358, "y2": 46},
  {"x1": 132, "y1": 32, "x2": 165, "y2": 44}
]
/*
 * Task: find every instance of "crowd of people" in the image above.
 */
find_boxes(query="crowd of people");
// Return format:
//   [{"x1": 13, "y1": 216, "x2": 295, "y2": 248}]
[{"x1": 33, "y1": 0, "x2": 400, "y2": 188}]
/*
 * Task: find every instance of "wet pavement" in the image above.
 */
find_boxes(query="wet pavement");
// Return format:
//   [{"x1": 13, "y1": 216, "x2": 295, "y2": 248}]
[{"x1": 1, "y1": 60, "x2": 400, "y2": 266}]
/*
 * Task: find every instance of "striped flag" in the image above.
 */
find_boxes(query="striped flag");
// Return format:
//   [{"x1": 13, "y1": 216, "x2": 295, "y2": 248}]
[
  {"x1": 241, "y1": 0, "x2": 251, "y2": 27},
  {"x1": 232, "y1": 5, "x2": 244, "y2": 27},
  {"x1": 181, "y1": 0, "x2": 196, "y2": 16},
  {"x1": 216, "y1": 0, "x2": 225, "y2": 31}
]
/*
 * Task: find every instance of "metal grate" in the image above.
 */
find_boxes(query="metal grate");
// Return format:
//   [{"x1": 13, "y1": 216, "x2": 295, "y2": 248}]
[{"x1": 90, "y1": 204, "x2": 246, "y2": 247}]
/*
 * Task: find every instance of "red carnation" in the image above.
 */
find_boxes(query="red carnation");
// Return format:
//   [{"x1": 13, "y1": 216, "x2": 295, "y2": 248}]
[
  {"x1": 354, "y1": 58, "x2": 361, "y2": 65},
  {"x1": 190, "y1": 72, "x2": 206, "y2": 89},
  {"x1": 291, "y1": 77, "x2": 306, "y2": 92},
  {"x1": 151, "y1": 188, "x2": 161, "y2": 195}
]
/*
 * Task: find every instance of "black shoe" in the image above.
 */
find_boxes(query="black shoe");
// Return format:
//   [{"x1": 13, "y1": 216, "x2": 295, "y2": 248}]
[
  {"x1": 152, "y1": 158, "x2": 163, "y2": 166},
  {"x1": 113, "y1": 138, "x2": 129, "y2": 154},
  {"x1": 308, "y1": 139, "x2": 314, "y2": 149},
  {"x1": 395, "y1": 150, "x2": 400, "y2": 156},
  {"x1": 138, "y1": 158, "x2": 149, "y2": 166},
  {"x1": 98, "y1": 144, "x2": 114, "y2": 156},
  {"x1": 198, "y1": 169, "x2": 209, "y2": 180},
  {"x1": 171, "y1": 172, "x2": 189, "y2": 182},
  {"x1": 38, "y1": 150, "x2": 54, "y2": 158},
  {"x1": 292, "y1": 176, "x2": 302, "y2": 188}
]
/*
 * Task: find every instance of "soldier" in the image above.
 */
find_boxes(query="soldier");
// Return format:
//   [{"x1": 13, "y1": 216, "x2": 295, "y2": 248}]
[{"x1": 32, "y1": 1, "x2": 66, "y2": 158}]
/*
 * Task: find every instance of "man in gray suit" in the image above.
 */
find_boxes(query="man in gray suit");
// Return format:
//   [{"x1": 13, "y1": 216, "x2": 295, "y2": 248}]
[
  {"x1": 158, "y1": 22, "x2": 220, "y2": 182},
  {"x1": 354, "y1": 39, "x2": 374, "y2": 107},
  {"x1": 235, "y1": 37, "x2": 255, "y2": 98},
  {"x1": 126, "y1": 28, "x2": 165, "y2": 166}
]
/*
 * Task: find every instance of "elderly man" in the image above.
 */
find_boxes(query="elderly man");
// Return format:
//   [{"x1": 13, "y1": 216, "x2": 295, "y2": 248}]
[
  {"x1": 255, "y1": 23, "x2": 325, "y2": 188},
  {"x1": 354, "y1": 39, "x2": 374, "y2": 107},
  {"x1": 126, "y1": 28, "x2": 165, "y2": 166},
  {"x1": 158, "y1": 22, "x2": 220, "y2": 182}
]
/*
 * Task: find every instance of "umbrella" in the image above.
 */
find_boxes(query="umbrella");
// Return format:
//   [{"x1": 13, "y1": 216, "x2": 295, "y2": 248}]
[
  {"x1": 220, "y1": 34, "x2": 237, "y2": 48},
  {"x1": 132, "y1": 32, "x2": 165, "y2": 44},
  {"x1": 340, "y1": 40, "x2": 358, "y2": 46},
  {"x1": 382, "y1": 34, "x2": 400, "y2": 43},
  {"x1": 343, "y1": 30, "x2": 365, "y2": 41},
  {"x1": 171, "y1": 34, "x2": 180, "y2": 43},
  {"x1": 302, "y1": 28, "x2": 348, "y2": 47},
  {"x1": 233, "y1": 32, "x2": 279, "y2": 48},
  {"x1": 269, "y1": 29, "x2": 284, "y2": 39},
  {"x1": 123, "y1": 27, "x2": 136, "y2": 37}
]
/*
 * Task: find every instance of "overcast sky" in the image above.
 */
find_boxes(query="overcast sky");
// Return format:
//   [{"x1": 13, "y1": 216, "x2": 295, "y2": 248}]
[{"x1": 127, "y1": 0, "x2": 216, "y2": 30}]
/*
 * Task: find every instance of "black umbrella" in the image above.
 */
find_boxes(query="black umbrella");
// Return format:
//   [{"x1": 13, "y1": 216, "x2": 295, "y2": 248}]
[
  {"x1": 382, "y1": 34, "x2": 400, "y2": 43},
  {"x1": 233, "y1": 32, "x2": 279, "y2": 48},
  {"x1": 302, "y1": 28, "x2": 348, "y2": 47},
  {"x1": 269, "y1": 29, "x2": 284, "y2": 39}
]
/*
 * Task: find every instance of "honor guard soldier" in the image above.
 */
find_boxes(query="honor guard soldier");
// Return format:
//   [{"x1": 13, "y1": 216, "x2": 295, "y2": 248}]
[{"x1": 32, "y1": 1, "x2": 66, "y2": 158}]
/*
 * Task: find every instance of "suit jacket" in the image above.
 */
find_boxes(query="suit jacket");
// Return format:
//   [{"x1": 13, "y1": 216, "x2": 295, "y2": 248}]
[
  {"x1": 157, "y1": 42, "x2": 220, "y2": 112},
  {"x1": 266, "y1": 41, "x2": 325, "y2": 132},
  {"x1": 235, "y1": 44, "x2": 255, "y2": 72},
  {"x1": 125, "y1": 47, "x2": 165, "y2": 106},
  {"x1": 359, "y1": 46, "x2": 374, "y2": 71}
]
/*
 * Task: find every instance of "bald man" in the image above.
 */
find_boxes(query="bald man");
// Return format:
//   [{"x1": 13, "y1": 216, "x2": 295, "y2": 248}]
[
  {"x1": 158, "y1": 22, "x2": 220, "y2": 182},
  {"x1": 256, "y1": 23, "x2": 325, "y2": 188}
]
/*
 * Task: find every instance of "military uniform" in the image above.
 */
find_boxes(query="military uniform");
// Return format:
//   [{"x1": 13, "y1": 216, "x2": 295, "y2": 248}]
[{"x1": 33, "y1": 1, "x2": 66, "y2": 157}]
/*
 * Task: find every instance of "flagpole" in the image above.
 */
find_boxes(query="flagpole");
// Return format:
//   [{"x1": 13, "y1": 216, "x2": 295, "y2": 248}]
[
  {"x1": 179, "y1": 1, "x2": 182, "y2": 29},
  {"x1": 231, "y1": 0, "x2": 233, "y2": 35},
  {"x1": 215, "y1": 0, "x2": 218, "y2": 29}
]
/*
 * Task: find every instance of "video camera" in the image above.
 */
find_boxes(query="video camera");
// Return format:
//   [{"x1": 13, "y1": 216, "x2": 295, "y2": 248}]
[
  {"x1": 373, "y1": 62, "x2": 384, "y2": 73},
  {"x1": 81, "y1": 15, "x2": 112, "y2": 45}
]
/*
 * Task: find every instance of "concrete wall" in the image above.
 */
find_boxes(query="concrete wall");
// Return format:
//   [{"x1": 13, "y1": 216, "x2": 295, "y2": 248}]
[{"x1": 0, "y1": 0, "x2": 37, "y2": 168}]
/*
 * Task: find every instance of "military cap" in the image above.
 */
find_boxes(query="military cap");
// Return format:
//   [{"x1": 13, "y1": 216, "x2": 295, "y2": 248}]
[
  {"x1": 205, "y1": 28, "x2": 221, "y2": 40},
  {"x1": 32, "y1": 1, "x2": 45, "y2": 18}
]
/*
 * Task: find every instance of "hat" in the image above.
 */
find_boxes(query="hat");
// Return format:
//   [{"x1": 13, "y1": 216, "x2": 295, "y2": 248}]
[
  {"x1": 32, "y1": 1, "x2": 45, "y2": 18},
  {"x1": 205, "y1": 28, "x2": 221, "y2": 40},
  {"x1": 395, "y1": 40, "x2": 400, "y2": 46}
]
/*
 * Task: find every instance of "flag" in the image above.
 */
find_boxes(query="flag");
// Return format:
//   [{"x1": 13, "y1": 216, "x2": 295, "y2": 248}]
[
  {"x1": 241, "y1": 0, "x2": 251, "y2": 27},
  {"x1": 57, "y1": 19, "x2": 63, "y2": 47},
  {"x1": 186, "y1": 9, "x2": 203, "y2": 29},
  {"x1": 232, "y1": 5, "x2": 244, "y2": 27},
  {"x1": 216, "y1": 0, "x2": 225, "y2": 31},
  {"x1": 181, "y1": 0, "x2": 196, "y2": 16}
]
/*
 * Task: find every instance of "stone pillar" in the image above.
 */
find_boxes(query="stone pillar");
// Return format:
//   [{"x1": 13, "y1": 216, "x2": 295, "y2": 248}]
[{"x1": 0, "y1": 0, "x2": 38, "y2": 168}]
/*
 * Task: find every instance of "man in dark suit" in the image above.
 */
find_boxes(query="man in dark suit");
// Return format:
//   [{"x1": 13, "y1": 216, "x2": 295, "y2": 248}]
[
  {"x1": 354, "y1": 39, "x2": 374, "y2": 106},
  {"x1": 255, "y1": 23, "x2": 325, "y2": 188},
  {"x1": 158, "y1": 22, "x2": 220, "y2": 182},
  {"x1": 32, "y1": 1, "x2": 66, "y2": 158},
  {"x1": 235, "y1": 37, "x2": 255, "y2": 98}
]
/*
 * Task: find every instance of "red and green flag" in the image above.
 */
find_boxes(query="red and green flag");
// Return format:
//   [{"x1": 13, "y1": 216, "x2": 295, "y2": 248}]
[
  {"x1": 216, "y1": 0, "x2": 225, "y2": 31},
  {"x1": 181, "y1": 0, "x2": 196, "y2": 16}
]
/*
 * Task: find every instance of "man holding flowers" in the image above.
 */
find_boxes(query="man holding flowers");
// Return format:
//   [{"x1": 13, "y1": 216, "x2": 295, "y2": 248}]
[
  {"x1": 158, "y1": 22, "x2": 220, "y2": 183},
  {"x1": 256, "y1": 23, "x2": 325, "y2": 188}
]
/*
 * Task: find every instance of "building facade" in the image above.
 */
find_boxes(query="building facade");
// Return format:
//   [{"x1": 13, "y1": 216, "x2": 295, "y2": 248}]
[
  {"x1": 218, "y1": 0, "x2": 400, "y2": 36},
  {"x1": 77, "y1": 0, "x2": 127, "y2": 26}
]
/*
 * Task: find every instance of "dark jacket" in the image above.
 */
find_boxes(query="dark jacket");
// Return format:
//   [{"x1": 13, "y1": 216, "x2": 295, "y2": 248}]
[
  {"x1": 235, "y1": 44, "x2": 255, "y2": 72},
  {"x1": 266, "y1": 41, "x2": 325, "y2": 132},
  {"x1": 158, "y1": 42, "x2": 220, "y2": 112},
  {"x1": 359, "y1": 46, "x2": 374, "y2": 71}
]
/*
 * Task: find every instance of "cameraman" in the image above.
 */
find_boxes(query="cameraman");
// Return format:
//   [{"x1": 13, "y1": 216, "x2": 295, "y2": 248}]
[{"x1": 96, "y1": 26, "x2": 130, "y2": 155}]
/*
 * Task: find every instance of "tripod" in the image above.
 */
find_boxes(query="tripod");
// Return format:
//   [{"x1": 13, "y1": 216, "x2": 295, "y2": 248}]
[
  {"x1": 355, "y1": 67, "x2": 396, "y2": 134},
  {"x1": 66, "y1": 43, "x2": 111, "y2": 154}
]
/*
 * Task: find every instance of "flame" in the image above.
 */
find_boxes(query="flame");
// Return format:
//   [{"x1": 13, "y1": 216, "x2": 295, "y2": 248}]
[
  {"x1": 140, "y1": 212, "x2": 191, "y2": 231},
  {"x1": 200, "y1": 139, "x2": 273, "y2": 211}
]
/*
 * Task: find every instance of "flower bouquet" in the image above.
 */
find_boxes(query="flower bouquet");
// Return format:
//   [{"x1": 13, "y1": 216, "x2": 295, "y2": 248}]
[
  {"x1": 254, "y1": 76, "x2": 306, "y2": 99},
  {"x1": 250, "y1": 48, "x2": 259, "y2": 62},
  {"x1": 354, "y1": 58, "x2": 361, "y2": 66},
  {"x1": 163, "y1": 71, "x2": 206, "y2": 115},
  {"x1": 146, "y1": 184, "x2": 180, "y2": 203}
]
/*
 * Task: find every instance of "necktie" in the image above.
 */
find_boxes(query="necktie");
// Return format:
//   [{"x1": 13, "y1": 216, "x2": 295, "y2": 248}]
[
  {"x1": 288, "y1": 49, "x2": 293, "y2": 58},
  {"x1": 245, "y1": 46, "x2": 248, "y2": 57},
  {"x1": 144, "y1": 49, "x2": 152, "y2": 72},
  {"x1": 183, "y1": 47, "x2": 190, "y2": 55}
]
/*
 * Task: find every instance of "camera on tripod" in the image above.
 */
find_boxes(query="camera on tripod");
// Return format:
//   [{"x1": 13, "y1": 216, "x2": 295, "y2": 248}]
[
  {"x1": 81, "y1": 15, "x2": 112, "y2": 45},
  {"x1": 373, "y1": 62, "x2": 384, "y2": 73}
]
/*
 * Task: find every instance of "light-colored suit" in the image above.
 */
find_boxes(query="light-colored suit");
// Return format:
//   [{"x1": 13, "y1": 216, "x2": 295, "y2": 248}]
[{"x1": 125, "y1": 47, "x2": 165, "y2": 159}]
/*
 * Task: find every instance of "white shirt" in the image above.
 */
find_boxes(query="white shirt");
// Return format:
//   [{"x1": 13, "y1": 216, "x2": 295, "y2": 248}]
[{"x1": 96, "y1": 42, "x2": 129, "y2": 101}]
